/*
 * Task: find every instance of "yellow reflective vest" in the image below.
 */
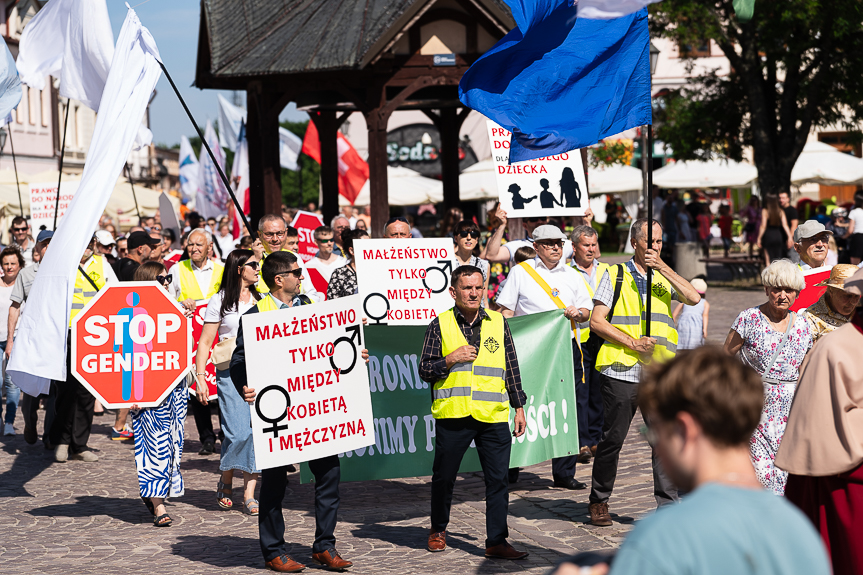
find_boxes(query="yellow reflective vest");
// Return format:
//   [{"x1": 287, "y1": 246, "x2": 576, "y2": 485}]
[
  {"x1": 71, "y1": 255, "x2": 108, "y2": 321},
  {"x1": 432, "y1": 308, "x2": 509, "y2": 423},
  {"x1": 595, "y1": 265, "x2": 678, "y2": 369},
  {"x1": 575, "y1": 261, "x2": 609, "y2": 343},
  {"x1": 256, "y1": 248, "x2": 301, "y2": 295},
  {"x1": 177, "y1": 259, "x2": 223, "y2": 301}
]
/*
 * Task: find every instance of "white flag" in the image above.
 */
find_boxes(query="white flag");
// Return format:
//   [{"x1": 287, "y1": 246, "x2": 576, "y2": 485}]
[
  {"x1": 178, "y1": 135, "x2": 200, "y2": 202},
  {"x1": 17, "y1": 0, "x2": 152, "y2": 147},
  {"x1": 231, "y1": 123, "x2": 250, "y2": 238},
  {"x1": 8, "y1": 7, "x2": 162, "y2": 394},
  {"x1": 279, "y1": 127, "x2": 302, "y2": 172},
  {"x1": 196, "y1": 119, "x2": 228, "y2": 219},
  {"x1": 577, "y1": 0, "x2": 662, "y2": 19},
  {"x1": 0, "y1": 37, "x2": 22, "y2": 121},
  {"x1": 217, "y1": 94, "x2": 246, "y2": 152}
]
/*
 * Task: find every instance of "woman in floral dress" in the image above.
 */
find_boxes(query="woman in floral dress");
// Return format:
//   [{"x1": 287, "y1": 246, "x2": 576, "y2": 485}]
[{"x1": 723, "y1": 259, "x2": 812, "y2": 495}]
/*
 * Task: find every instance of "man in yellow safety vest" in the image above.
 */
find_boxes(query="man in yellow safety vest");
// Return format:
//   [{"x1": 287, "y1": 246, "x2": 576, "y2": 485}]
[
  {"x1": 231, "y1": 251, "x2": 367, "y2": 572},
  {"x1": 419, "y1": 265, "x2": 528, "y2": 559},
  {"x1": 587, "y1": 218, "x2": 701, "y2": 527},
  {"x1": 571, "y1": 225, "x2": 609, "y2": 464},
  {"x1": 256, "y1": 214, "x2": 321, "y2": 301}
]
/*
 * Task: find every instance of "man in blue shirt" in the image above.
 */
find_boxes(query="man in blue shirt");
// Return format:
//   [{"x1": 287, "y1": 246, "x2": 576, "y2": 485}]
[{"x1": 551, "y1": 347, "x2": 831, "y2": 575}]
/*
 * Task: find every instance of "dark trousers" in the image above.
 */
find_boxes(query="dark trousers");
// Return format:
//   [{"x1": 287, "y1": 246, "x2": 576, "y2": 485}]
[
  {"x1": 48, "y1": 340, "x2": 94, "y2": 454},
  {"x1": 551, "y1": 340, "x2": 584, "y2": 480},
  {"x1": 431, "y1": 417, "x2": 511, "y2": 548},
  {"x1": 580, "y1": 342, "x2": 604, "y2": 446},
  {"x1": 20, "y1": 390, "x2": 56, "y2": 447},
  {"x1": 188, "y1": 398, "x2": 221, "y2": 444},
  {"x1": 589, "y1": 373, "x2": 678, "y2": 507},
  {"x1": 259, "y1": 455, "x2": 340, "y2": 561}
]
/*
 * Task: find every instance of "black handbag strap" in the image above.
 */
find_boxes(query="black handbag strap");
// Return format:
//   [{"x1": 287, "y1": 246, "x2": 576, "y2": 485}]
[{"x1": 79, "y1": 266, "x2": 101, "y2": 291}]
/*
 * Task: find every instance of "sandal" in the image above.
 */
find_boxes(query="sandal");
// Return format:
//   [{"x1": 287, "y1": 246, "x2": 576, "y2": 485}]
[
  {"x1": 216, "y1": 481, "x2": 233, "y2": 509},
  {"x1": 244, "y1": 498, "x2": 259, "y2": 516},
  {"x1": 153, "y1": 513, "x2": 172, "y2": 527},
  {"x1": 141, "y1": 497, "x2": 155, "y2": 515}
]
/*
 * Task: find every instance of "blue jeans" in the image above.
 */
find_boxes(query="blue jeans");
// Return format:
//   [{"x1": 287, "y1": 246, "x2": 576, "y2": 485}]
[{"x1": 0, "y1": 340, "x2": 20, "y2": 426}]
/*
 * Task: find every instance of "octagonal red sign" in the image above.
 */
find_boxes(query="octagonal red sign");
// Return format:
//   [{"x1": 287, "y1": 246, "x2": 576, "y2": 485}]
[
  {"x1": 71, "y1": 282, "x2": 193, "y2": 408},
  {"x1": 290, "y1": 210, "x2": 324, "y2": 263}
]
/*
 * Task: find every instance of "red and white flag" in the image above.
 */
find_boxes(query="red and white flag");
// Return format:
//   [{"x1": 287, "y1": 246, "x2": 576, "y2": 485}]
[
  {"x1": 302, "y1": 118, "x2": 369, "y2": 205},
  {"x1": 230, "y1": 123, "x2": 250, "y2": 239}
]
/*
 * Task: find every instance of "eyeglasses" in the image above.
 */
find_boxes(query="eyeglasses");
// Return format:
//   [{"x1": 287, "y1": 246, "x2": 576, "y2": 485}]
[
  {"x1": 457, "y1": 230, "x2": 480, "y2": 239},
  {"x1": 316, "y1": 238, "x2": 335, "y2": 244},
  {"x1": 536, "y1": 240, "x2": 563, "y2": 249},
  {"x1": 386, "y1": 216, "x2": 409, "y2": 226},
  {"x1": 12, "y1": 227, "x2": 27, "y2": 232},
  {"x1": 156, "y1": 274, "x2": 172, "y2": 286},
  {"x1": 261, "y1": 230, "x2": 287, "y2": 239},
  {"x1": 243, "y1": 261, "x2": 259, "y2": 270},
  {"x1": 525, "y1": 217, "x2": 547, "y2": 224},
  {"x1": 277, "y1": 269, "x2": 304, "y2": 279}
]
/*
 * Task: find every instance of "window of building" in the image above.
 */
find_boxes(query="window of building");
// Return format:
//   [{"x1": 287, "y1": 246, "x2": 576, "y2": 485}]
[{"x1": 678, "y1": 40, "x2": 710, "y2": 58}]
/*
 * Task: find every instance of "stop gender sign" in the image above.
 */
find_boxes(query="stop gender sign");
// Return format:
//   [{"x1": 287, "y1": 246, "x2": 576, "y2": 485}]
[{"x1": 71, "y1": 282, "x2": 193, "y2": 408}]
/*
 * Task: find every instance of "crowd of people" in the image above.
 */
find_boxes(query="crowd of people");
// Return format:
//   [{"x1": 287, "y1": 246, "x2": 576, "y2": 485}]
[{"x1": 0, "y1": 192, "x2": 860, "y2": 574}]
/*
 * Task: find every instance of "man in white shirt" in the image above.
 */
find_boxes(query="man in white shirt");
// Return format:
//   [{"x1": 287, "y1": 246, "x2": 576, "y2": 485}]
[
  {"x1": 170, "y1": 229, "x2": 221, "y2": 310},
  {"x1": 257, "y1": 214, "x2": 322, "y2": 302},
  {"x1": 793, "y1": 220, "x2": 831, "y2": 270},
  {"x1": 306, "y1": 226, "x2": 347, "y2": 287},
  {"x1": 215, "y1": 221, "x2": 235, "y2": 260},
  {"x1": 484, "y1": 212, "x2": 574, "y2": 267},
  {"x1": 9, "y1": 216, "x2": 34, "y2": 266},
  {"x1": 496, "y1": 225, "x2": 592, "y2": 489}
]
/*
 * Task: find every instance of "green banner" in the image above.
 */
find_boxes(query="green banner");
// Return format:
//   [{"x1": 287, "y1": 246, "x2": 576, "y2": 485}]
[{"x1": 301, "y1": 309, "x2": 578, "y2": 482}]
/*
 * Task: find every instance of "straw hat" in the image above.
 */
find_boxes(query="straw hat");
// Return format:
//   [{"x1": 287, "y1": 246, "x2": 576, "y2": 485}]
[
  {"x1": 814, "y1": 264, "x2": 859, "y2": 290},
  {"x1": 690, "y1": 278, "x2": 707, "y2": 294},
  {"x1": 843, "y1": 266, "x2": 863, "y2": 298}
]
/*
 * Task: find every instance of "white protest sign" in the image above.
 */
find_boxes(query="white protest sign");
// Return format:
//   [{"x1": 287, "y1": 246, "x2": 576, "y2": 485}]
[
  {"x1": 245, "y1": 295, "x2": 374, "y2": 469},
  {"x1": 487, "y1": 120, "x2": 587, "y2": 218},
  {"x1": 29, "y1": 181, "x2": 81, "y2": 230},
  {"x1": 354, "y1": 238, "x2": 453, "y2": 326}
]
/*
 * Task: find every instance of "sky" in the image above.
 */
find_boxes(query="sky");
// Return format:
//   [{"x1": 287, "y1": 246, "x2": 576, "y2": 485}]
[{"x1": 104, "y1": 0, "x2": 307, "y2": 148}]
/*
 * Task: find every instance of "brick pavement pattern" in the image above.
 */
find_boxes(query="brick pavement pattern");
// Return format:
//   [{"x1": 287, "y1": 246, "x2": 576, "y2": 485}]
[{"x1": 0, "y1": 286, "x2": 765, "y2": 575}]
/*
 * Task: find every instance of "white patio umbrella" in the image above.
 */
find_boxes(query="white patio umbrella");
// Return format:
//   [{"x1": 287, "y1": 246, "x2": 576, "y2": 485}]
[
  {"x1": 458, "y1": 159, "x2": 497, "y2": 201},
  {"x1": 587, "y1": 163, "x2": 643, "y2": 195},
  {"x1": 653, "y1": 159, "x2": 758, "y2": 189},
  {"x1": 790, "y1": 141, "x2": 863, "y2": 185},
  {"x1": 341, "y1": 166, "x2": 443, "y2": 206}
]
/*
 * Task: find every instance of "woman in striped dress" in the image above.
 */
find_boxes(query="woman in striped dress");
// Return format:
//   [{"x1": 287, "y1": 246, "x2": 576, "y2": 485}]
[{"x1": 131, "y1": 261, "x2": 194, "y2": 527}]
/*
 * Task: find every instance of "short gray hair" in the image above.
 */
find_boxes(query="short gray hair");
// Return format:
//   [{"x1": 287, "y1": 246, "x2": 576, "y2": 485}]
[
  {"x1": 331, "y1": 215, "x2": 350, "y2": 228},
  {"x1": 631, "y1": 218, "x2": 662, "y2": 243},
  {"x1": 188, "y1": 228, "x2": 212, "y2": 245},
  {"x1": 571, "y1": 225, "x2": 598, "y2": 245},
  {"x1": 761, "y1": 259, "x2": 805, "y2": 291}
]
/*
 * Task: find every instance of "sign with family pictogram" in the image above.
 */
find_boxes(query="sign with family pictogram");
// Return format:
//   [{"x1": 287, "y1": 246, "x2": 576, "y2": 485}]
[
  {"x1": 486, "y1": 120, "x2": 587, "y2": 218},
  {"x1": 71, "y1": 283, "x2": 193, "y2": 409},
  {"x1": 189, "y1": 301, "x2": 218, "y2": 398},
  {"x1": 244, "y1": 295, "x2": 374, "y2": 469},
  {"x1": 353, "y1": 238, "x2": 454, "y2": 326}
]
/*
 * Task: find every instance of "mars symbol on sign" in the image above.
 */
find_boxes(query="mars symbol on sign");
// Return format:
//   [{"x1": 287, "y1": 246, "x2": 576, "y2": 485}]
[{"x1": 71, "y1": 282, "x2": 193, "y2": 409}]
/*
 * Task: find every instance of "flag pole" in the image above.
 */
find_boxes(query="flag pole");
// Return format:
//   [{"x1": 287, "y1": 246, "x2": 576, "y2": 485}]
[
  {"x1": 125, "y1": 163, "x2": 142, "y2": 222},
  {"x1": 53, "y1": 101, "x2": 71, "y2": 229},
  {"x1": 645, "y1": 124, "x2": 654, "y2": 339},
  {"x1": 6, "y1": 129, "x2": 23, "y2": 215},
  {"x1": 156, "y1": 60, "x2": 254, "y2": 233}
]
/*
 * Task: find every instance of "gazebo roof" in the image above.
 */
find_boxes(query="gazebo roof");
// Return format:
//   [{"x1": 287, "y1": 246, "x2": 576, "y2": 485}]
[{"x1": 196, "y1": 0, "x2": 513, "y2": 86}]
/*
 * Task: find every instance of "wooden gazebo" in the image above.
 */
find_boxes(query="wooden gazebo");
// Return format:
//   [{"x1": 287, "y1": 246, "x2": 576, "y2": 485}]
[{"x1": 195, "y1": 0, "x2": 514, "y2": 236}]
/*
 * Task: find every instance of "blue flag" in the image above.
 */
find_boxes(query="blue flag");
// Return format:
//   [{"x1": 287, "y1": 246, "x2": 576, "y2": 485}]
[
  {"x1": 0, "y1": 36, "x2": 21, "y2": 123},
  {"x1": 459, "y1": 2, "x2": 651, "y2": 162}
]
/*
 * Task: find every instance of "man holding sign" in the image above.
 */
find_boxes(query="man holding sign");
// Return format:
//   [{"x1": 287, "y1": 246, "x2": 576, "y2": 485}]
[
  {"x1": 420, "y1": 265, "x2": 529, "y2": 559},
  {"x1": 231, "y1": 251, "x2": 368, "y2": 573}
]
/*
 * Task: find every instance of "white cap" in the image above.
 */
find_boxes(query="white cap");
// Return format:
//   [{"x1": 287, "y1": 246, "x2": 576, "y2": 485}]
[
  {"x1": 94, "y1": 230, "x2": 115, "y2": 246},
  {"x1": 690, "y1": 278, "x2": 707, "y2": 293},
  {"x1": 532, "y1": 224, "x2": 568, "y2": 242}
]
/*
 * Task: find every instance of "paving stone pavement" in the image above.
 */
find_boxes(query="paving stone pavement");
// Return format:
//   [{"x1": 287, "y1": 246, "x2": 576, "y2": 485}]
[{"x1": 0, "y1": 286, "x2": 765, "y2": 575}]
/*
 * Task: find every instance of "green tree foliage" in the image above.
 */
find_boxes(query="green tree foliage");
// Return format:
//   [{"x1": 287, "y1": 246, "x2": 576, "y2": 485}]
[
  {"x1": 280, "y1": 120, "x2": 320, "y2": 209},
  {"x1": 650, "y1": 0, "x2": 863, "y2": 195}
]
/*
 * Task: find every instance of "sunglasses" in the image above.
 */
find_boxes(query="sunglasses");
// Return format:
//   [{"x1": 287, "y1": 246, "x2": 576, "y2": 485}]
[
  {"x1": 457, "y1": 230, "x2": 480, "y2": 239},
  {"x1": 278, "y1": 269, "x2": 304, "y2": 279},
  {"x1": 386, "y1": 216, "x2": 409, "y2": 226},
  {"x1": 156, "y1": 274, "x2": 172, "y2": 285},
  {"x1": 243, "y1": 260, "x2": 259, "y2": 270},
  {"x1": 12, "y1": 227, "x2": 27, "y2": 232},
  {"x1": 536, "y1": 240, "x2": 563, "y2": 248},
  {"x1": 317, "y1": 238, "x2": 335, "y2": 244}
]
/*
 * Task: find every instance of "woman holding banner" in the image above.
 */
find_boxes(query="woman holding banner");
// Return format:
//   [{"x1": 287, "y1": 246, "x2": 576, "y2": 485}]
[
  {"x1": 131, "y1": 261, "x2": 195, "y2": 527},
  {"x1": 195, "y1": 249, "x2": 262, "y2": 515}
]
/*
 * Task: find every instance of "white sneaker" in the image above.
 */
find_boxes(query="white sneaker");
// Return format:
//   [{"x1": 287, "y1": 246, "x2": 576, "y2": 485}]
[
  {"x1": 3, "y1": 425, "x2": 15, "y2": 436},
  {"x1": 55, "y1": 444, "x2": 69, "y2": 463},
  {"x1": 70, "y1": 450, "x2": 99, "y2": 462}
]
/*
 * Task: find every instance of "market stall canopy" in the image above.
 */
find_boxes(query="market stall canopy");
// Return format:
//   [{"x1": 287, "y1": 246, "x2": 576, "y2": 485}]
[
  {"x1": 341, "y1": 166, "x2": 443, "y2": 206},
  {"x1": 588, "y1": 163, "x2": 643, "y2": 195},
  {"x1": 653, "y1": 159, "x2": 758, "y2": 189},
  {"x1": 790, "y1": 141, "x2": 863, "y2": 185},
  {"x1": 458, "y1": 159, "x2": 497, "y2": 201}
]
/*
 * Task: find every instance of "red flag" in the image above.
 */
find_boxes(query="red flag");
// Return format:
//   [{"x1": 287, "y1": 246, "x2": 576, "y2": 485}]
[
  {"x1": 789, "y1": 267, "x2": 832, "y2": 312},
  {"x1": 302, "y1": 119, "x2": 368, "y2": 205}
]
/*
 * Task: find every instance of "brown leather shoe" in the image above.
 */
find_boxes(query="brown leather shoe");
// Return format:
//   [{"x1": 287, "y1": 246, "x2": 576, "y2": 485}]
[
  {"x1": 427, "y1": 530, "x2": 446, "y2": 552},
  {"x1": 589, "y1": 501, "x2": 613, "y2": 527},
  {"x1": 577, "y1": 445, "x2": 592, "y2": 463},
  {"x1": 485, "y1": 541, "x2": 529, "y2": 559},
  {"x1": 590, "y1": 445, "x2": 598, "y2": 457},
  {"x1": 311, "y1": 549, "x2": 352, "y2": 571},
  {"x1": 265, "y1": 554, "x2": 306, "y2": 572}
]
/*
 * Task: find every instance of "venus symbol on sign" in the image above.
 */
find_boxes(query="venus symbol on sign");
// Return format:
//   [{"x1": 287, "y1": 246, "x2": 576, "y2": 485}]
[{"x1": 255, "y1": 385, "x2": 291, "y2": 438}]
